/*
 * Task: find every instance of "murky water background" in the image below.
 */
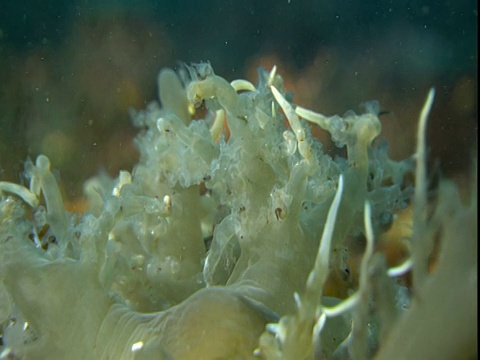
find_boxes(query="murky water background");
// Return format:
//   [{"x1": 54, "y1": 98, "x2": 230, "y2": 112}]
[{"x1": 0, "y1": 0, "x2": 476, "y2": 201}]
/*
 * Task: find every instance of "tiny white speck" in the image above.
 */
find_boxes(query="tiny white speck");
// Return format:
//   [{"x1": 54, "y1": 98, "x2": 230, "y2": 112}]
[{"x1": 131, "y1": 341, "x2": 144, "y2": 352}]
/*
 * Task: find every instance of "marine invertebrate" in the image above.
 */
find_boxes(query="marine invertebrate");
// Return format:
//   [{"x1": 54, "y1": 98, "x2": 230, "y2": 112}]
[{"x1": 0, "y1": 63, "x2": 476, "y2": 359}]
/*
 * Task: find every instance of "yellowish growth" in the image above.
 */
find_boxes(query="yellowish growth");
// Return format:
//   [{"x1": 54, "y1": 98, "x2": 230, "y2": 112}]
[{"x1": 0, "y1": 64, "x2": 476, "y2": 360}]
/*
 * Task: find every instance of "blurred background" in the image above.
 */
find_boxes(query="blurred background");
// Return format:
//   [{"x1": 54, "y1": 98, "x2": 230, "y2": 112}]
[{"x1": 0, "y1": 0, "x2": 477, "y2": 203}]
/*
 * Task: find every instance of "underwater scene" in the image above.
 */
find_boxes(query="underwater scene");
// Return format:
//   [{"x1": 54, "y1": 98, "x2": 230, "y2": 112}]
[{"x1": 0, "y1": 1, "x2": 477, "y2": 359}]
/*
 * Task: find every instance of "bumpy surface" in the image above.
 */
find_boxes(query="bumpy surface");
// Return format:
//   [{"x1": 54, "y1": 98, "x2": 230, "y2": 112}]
[{"x1": 0, "y1": 64, "x2": 476, "y2": 359}]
